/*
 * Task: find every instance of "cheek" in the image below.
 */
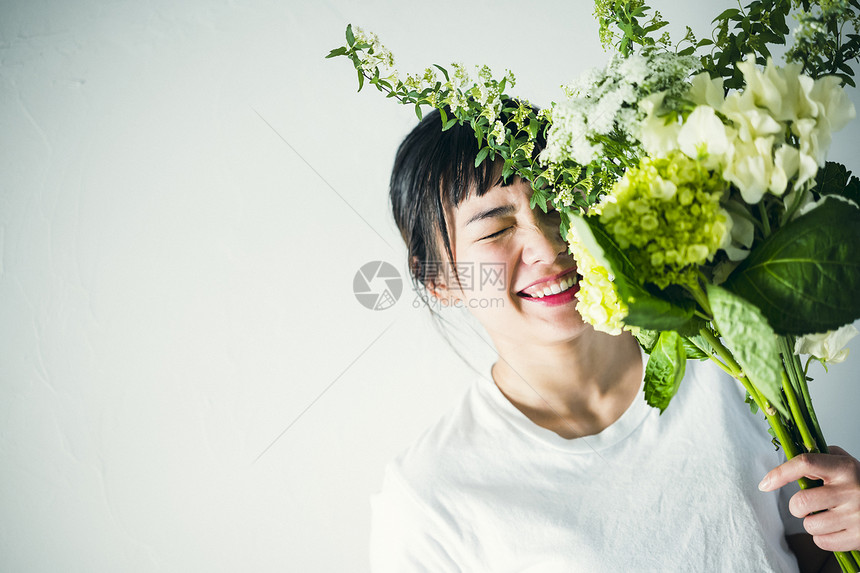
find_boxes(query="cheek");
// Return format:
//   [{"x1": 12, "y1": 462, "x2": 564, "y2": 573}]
[{"x1": 468, "y1": 251, "x2": 516, "y2": 296}]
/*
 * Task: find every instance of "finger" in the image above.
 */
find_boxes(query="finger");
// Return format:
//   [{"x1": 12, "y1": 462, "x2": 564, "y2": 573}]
[
  {"x1": 828, "y1": 445, "x2": 849, "y2": 457},
  {"x1": 811, "y1": 528, "x2": 860, "y2": 553},
  {"x1": 759, "y1": 453, "x2": 855, "y2": 492},
  {"x1": 789, "y1": 485, "x2": 842, "y2": 519},
  {"x1": 802, "y1": 506, "x2": 852, "y2": 536}
]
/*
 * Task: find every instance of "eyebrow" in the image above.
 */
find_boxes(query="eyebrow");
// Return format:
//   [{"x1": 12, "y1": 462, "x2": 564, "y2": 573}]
[{"x1": 464, "y1": 204, "x2": 516, "y2": 226}]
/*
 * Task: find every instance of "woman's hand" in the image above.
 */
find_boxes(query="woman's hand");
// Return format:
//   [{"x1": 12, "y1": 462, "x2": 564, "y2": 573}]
[{"x1": 760, "y1": 446, "x2": 860, "y2": 552}]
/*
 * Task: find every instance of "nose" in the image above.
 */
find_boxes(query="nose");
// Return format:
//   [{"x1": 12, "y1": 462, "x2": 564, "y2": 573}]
[{"x1": 521, "y1": 211, "x2": 568, "y2": 265}]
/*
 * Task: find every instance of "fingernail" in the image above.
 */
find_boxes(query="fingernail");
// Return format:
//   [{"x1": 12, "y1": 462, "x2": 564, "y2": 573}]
[{"x1": 758, "y1": 476, "x2": 771, "y2": 491}]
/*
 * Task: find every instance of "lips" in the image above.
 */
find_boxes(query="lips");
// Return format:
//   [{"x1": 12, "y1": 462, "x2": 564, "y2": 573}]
[{"x1": 516, "y1": 267, "x2": 579, "y2": 298}]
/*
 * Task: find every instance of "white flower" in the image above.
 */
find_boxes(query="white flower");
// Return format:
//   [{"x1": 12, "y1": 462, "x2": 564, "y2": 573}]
[
  {"x1": 810, "y1": 75, "x2": 856, "y2": 134},
  {"x1": 591, "y1": 88, "x2": 624, "y2": 134},
  {"x1": 490, "y1": 120, "x2": 506, "y2": 147},
  {"x1": 638, "y1": 92, "x2": 680, "y2": 157},
  {"x1": 721, "y1": 137, "x2": 776, "y2": 203},
  {"x1": 795, "y1": 324, "x2": 859, "y2": 364},
  {"x1": 779, "y1": 67, "x2": 818, "y2": 124},
  {"x1": 769, "y1": 144, "x2": 800, "y2": 194},
  {"x1": 737, "y1": 55, "x2": 788, "y2": 118},
  {"x1": 542, "y1": 100, "x2": 605, "y2": 165},
  {"x1": 353, "y1": 27, "x2": 398, "y2": 81},
  {"x1": 677, "y1": 105, "x2": 731, "y2": 168},
  {"x1": 687, "y1": 73, "x2": 725, "y2": 111},
  {"x1": 721, "y1": 90, "x2": 783, "y2": 143},
  {"x1": 618, "y1": 54, "x2": 648, "y2": 86}
]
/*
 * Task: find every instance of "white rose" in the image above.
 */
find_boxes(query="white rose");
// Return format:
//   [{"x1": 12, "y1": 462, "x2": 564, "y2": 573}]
[{"x1": 795, "y1": 324, "x2": 859, "y2": 364}]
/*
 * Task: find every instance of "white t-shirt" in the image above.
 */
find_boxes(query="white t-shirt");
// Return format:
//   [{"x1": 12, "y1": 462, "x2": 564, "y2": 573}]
[{"x1": 369, "y1": 358, "x2": 805, "y2": 572}]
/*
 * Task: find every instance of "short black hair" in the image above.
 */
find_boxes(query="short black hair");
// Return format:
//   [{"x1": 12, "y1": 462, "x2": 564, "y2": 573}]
[{"x1": 389, "y1": 103, "x2": 545, "y2": 297}]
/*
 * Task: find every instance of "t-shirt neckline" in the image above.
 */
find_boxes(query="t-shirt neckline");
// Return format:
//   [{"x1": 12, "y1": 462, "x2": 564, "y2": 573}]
[{"x1": 476, "y1": 347, "x2": 652, "y2": 454}]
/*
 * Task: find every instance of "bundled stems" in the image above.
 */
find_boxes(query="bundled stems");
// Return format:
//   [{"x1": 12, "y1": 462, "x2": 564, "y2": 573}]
[{"x1": 698, "y1": 326, "x2": 860, "y2": 571}]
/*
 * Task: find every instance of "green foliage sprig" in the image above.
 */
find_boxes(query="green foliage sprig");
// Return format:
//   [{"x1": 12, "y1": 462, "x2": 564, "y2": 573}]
[{"x1": 326, "y1": 25, "x2": 610, "y2": 217}]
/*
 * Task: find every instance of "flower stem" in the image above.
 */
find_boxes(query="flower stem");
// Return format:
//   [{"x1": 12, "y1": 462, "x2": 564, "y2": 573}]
[
  {"x1": 758, "y1": 201, "x2": 771, "y2": 237},
  {"x1": 688, "y1": 278, "x2": 713, "y2": 319},
  {"x1": 781, "y1": 370, "x2": 818, "y2": 453},
  {"x1": 780, "y1": 336, "x2": 828, "y2": 454},
  {"x1": 835, "y1": 551, "x2": 859, "y2": 572},
  {"x1": 699, "y1": 328, "x2": 819, "y2": 488}
]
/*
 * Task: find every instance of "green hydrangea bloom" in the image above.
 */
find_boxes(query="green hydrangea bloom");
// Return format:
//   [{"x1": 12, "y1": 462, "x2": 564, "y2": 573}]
[{"x1": 596, "y1": 152, "x2": 731, "y2": 290}]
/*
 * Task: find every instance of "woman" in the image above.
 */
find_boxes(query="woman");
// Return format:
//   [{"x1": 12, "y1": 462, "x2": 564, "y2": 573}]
[{"x1": 371, "y1": 107, "x2": 860, "y2": 572}]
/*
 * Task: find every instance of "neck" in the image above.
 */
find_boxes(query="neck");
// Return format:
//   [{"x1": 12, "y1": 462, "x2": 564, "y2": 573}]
[{"x1": 490, "y1": 329, "x2": 643, "y2": 439}]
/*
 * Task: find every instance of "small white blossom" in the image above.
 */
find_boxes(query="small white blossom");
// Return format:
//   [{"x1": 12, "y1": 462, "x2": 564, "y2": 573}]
[
  {"x1": 591, "y1": 88, "x2": 625, "y2": 134},
  {"x1": 490, "y1": 120, "x2": 506, "y2": 146},
  {"x1": 618, "y1": 54, "x2": 649, "y2": 86},
  {"x1": 795, "y1": 324, "x2": 859, "y2": 364}
]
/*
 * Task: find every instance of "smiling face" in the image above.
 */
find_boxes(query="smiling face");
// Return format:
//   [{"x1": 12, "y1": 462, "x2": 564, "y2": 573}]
[{"x1": 437, "y1": 176, "x2": 591, "y2": 348}]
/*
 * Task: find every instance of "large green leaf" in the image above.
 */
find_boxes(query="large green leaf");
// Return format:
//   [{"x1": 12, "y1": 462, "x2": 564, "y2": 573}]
[
  {"x1": 725, "y1": 199, "x2": 860, "y2": 335},
  {"x1": 643, "y1": 330, "x2": 687, "y2": 413},
  {"x1": 569, "y1": 215, "x2": 696, "y2": 331},
  {"x1": 706, "y1": 283, "x2": 787, "y2": 417}
]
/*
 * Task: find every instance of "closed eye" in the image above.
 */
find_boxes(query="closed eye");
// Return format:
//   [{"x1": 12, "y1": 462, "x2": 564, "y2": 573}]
[{"x1": 481, "y1": 227, "x2": 512, "y2": 241}]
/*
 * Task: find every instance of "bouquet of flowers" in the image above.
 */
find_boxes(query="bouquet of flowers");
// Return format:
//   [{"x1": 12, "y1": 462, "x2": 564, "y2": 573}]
[{"x1": 329, "y1": 0, "x2": 860, "y2": 569}]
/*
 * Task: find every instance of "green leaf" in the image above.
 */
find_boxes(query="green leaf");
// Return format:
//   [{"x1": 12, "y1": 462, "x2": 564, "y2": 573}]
[
  {"x1": 442, "y1": 118, "x2": 457, "y2": 131},
  {"x1": 744, "y1": 391, "x2": 760, "y2": 414},
  {"x1": 530, "y1": 188, "x2": 549, "y2": 213},
  {"x1": 724, "y1": 199, "x2": 860, "y2": 335},
  {"x1": 815, "y1": 161, "x2": 851, "y2": 196},
  {"x1": 845, "y1": 177, "x2": 860, "y2": 205},
  {"x1": 345, "y1": 24, "x2": 355, "y2": 47},
  {"x1": 569, "y1": 215, "x2": 697, "y2": 331},
  {"x1": 474, "y1": 146, "x2": 490, "y2": 168},
  {"x1": 706, "y1": 284, "x2": 788, "y2": 417},
  {"x1": 414, "y1": 103, "x2": 423, "y2": 121},
  {"x1": 682, "y1": 334, "x2": 709, "y2": 360},
  {"x1": 634, "y1": 328, "x2": 660, "y2": 354},
  {"x1": 712, "y1": 8, "x2": 741, "y2": 23},
  {"x1": 325, "y1": 47, "x2": 348, "y2": 59},
  {"x1": 643, "y1": 330, "x2": 687, "y2": 413},
  {"x1": 433, "y1": 64, "x2": 450, "y2": 82},
  {"x1": 357, "y1": 68, "x2": 364, "y2": 92}
]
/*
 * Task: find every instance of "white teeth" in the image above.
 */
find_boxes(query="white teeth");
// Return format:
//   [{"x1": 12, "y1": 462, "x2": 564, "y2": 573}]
[{"x1": 529, "y1": 275, "x2": 577, "y2": 298}]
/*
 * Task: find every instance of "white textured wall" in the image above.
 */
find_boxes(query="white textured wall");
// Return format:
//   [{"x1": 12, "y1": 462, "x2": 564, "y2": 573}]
[{"x1": 1, "y1": 1, "x2": 858, "y2": 571}]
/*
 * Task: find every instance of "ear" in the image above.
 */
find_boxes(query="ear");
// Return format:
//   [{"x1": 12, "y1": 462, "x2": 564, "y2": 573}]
[
  {"x1": 412, "y1": 256, "x2": 462, "y2": 304},
  {"x1": 426, "y1": 277, "x2": 464, "y2": 305}
]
